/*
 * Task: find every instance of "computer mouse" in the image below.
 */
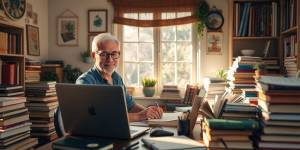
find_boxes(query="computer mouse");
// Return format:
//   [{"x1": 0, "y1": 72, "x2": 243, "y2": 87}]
[{"x1": 150, "y1": 128, "x2": 174, "y2": 137}]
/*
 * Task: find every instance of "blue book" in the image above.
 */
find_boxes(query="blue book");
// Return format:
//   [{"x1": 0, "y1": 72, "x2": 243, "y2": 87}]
[
  {"x1": 52, "y1": 136, "x2": 113, "y2": 150},
  {"x1": 238, "y1": 3, "x2": 247, "y2": 36},
  {"x1": 242, "y1": 3, "x2": 251, "y2": 36}
]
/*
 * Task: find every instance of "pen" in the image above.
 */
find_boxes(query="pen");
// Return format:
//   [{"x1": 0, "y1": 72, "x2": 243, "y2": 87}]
[{"x1": 124, "y1": 141, "x2": 139, "y2": 150}]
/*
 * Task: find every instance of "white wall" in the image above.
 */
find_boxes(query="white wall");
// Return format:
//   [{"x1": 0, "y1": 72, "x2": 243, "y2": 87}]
[
  {"x1": 200, "y1": 0, "x2": 229, "y2": 79},
  {"x1": 48, "y1": 0, "x2": 114, "y2": 71},
  {"x1": 48, "y1": 0, "x2": 229, "y2": 79},
  {"x1": 0, "y1": 0, "x2": 48, "y2": 60}
]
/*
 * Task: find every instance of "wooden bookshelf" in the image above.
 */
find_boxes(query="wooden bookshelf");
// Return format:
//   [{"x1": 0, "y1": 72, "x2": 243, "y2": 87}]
[
  {"x1": 280, "y1": 0, "x2": 300, "y2": 76},
  {"x1": 0, "y1": 21, "x2": 25, "y2": 91},
  {"x1": 229, "y1": 0, "x2": 281, "y2": 65}
]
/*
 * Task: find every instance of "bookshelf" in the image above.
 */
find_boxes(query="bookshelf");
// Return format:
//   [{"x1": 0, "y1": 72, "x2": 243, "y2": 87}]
[
  {"x1": 280, "y1": 0, "x2": 300, "y2": 77},
  {"x1": 229, "y1": 0, "x2": 281, "y2": 65},
  {"x1": 0, "y1": 21, "x2": 25, "y2": 92}
]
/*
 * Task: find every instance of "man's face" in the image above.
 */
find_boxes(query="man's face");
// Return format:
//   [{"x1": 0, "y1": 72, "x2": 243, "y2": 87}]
[{"x1": 93, "y1": 40, "x2": 120, "y2": 74}]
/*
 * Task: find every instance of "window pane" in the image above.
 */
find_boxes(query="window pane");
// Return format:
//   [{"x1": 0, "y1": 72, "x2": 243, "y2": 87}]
[
  {"x1": 161, "y1": 26, "x2": 176, "y2": 41},
  {"x1": 123, "y1": 43, "x2": 138, "y2": 61},
  {"x1": 177, "y1": 12, "x2": 191, "y2": 18},
  {"x1": 177, "y1": 42, "x2": 192, "y2": 61},
  {"x1": 139, "y1": 43, "x2": 153, "y2": 61},
  {"x1": 161, "y1": 63, "x2": 175, "y2": 85},
  {"x1": 139, "y1": 13, "x2": 153, "y2": 20},
  {"x1": 139, "y1": 27, "x2": 153, "y2": 42},
  {"x1": 123, "y1": 25, "x2": 138, "y2": 42},
  {"x1": 177, "y1": 63, "x2": 192, "y2": 87},
  {"x1": 124, "y1": 13, "x2": 138, "y2": 19},
  {"x1": 124, "y1": 63, "x2": 138, "y2": 86},
  {"x1": 161, "y1": 12, "x2": 176, "y2": 19},
  {"x1": 139, "y1": 63, "x2": 154, "y2": 82},
  {"x1": 161, "y1": 42, "x2": 176, "y2": 62},
  {"x1": 177, "y1": 24, "x2": 192, "y2": 41}
]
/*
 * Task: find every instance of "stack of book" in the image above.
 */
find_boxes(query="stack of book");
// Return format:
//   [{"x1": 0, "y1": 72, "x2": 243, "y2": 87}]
[
  {"x1": 200, "y1": 92, "x2": 260, "y2": 149},
  {"x1": 160, "y1": 85, "x2": 181, "y2": 100},
  {"x1": 262, "y1": 58, "x2": 281, "y2": 75},
  {"x1": 284, "y1": 56, "x2": 298, "y2": 77},
  {"x1": 227, "y1": 56, "x2": 261, "y2": 94},
  {"x1": 257, "y1": 76, "x2": 300, "y2": 149},
  {"x1": 202, "y1": 118, "x2": 259, "y2": 149},
  {"x1": 25, "y1": 59, "x2": 41, "y2": 83},
  {"x1": 241, "y1": 89, "x2": 258, "y2": 105},
  {"x1": 203, "y1": 77, "x2": 226, "y2": 102},
  {"x1": 25, "y1": 81, "x2": 58, "y2": 145},
  {"x1": 0, "y1": 97, "x2": 38, "y2": 149},
  {"x1": 0, "y1": 85, "x2": 24, "y2": 97}
]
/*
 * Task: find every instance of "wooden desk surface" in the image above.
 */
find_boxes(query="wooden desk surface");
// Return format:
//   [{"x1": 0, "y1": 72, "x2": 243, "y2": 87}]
[{"x1": 36, "y1": 124, "x2": 202, "y2": 150}]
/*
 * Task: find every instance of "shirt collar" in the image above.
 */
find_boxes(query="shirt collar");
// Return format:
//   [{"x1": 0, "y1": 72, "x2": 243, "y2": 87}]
[{"x1": 92, "y1": 65, "x2": 118, "y2": 84}]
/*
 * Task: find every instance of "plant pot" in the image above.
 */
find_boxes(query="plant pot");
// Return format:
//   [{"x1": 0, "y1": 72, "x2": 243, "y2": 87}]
[
  {"x1": 143, "y1": 86, "x2": 155, "y2": 97},
  {"x1": 82, "y1": 57, "x2": 92, "y2": 63}
]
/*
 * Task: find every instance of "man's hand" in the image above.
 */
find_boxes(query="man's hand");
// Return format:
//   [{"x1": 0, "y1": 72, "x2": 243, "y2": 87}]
[{"x1": 142, "y1": 106, "x2": 164, "y2": 119}]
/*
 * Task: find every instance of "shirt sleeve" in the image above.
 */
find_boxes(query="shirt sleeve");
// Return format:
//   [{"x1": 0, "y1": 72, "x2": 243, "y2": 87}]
[{"x1": 119, "y1": 77, "x2": 136, "y2": 111}]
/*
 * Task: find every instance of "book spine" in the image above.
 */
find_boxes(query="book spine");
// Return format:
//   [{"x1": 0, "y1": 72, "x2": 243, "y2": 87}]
[{"x1": 207, "y1": 119, "x2": 259, "y2": 131}]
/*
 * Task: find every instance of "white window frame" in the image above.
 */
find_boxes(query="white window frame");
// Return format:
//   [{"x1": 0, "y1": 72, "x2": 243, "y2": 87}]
[{"x1": 116, "y1": 12, "x2": 200, "y2": 94}]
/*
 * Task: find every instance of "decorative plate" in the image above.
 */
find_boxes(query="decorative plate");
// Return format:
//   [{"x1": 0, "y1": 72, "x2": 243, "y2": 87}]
[
  {"x1": 1, "y1": 0, "x2": 26, "y2": 20},
  {"x1": 205, "y1": 10, "x2": 224, "y2": 30}
]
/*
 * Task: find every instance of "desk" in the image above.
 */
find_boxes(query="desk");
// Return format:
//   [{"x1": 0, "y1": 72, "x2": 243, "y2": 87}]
[{"x1": 36, "y1": 123, "x2": 202, "y2": 150}]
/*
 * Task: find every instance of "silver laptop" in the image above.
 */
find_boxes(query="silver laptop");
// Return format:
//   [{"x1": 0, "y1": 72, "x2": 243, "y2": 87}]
[{"x1": 55, "y1": 83, "x2": 149, "y2": 139}]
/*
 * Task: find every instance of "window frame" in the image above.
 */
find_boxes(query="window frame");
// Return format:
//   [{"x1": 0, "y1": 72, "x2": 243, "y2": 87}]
[{"x1": 116, "y1": 12, "x2": 200, "y2": 93}]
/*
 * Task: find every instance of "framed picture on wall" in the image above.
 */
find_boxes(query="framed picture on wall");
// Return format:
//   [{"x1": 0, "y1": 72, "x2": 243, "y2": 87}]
[
  {"x1": 57, "y1": 16, "x2": 78, "y2": 46},
  {"x1": 206, "y1": 32, "x2": 223, "y2": 55},
  {"x1": 88, "y1": 34, "x2": 97, "y2": 52},
  {"x1": 88, "y1": 9, "x2": 107, "y2": 33},
  {"x1": 26, "y1": 25, "x2": 40, "y2": 56}
]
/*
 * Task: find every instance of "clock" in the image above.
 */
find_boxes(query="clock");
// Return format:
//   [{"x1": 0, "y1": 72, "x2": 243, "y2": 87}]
[
  {"x1": 205, "y1": 10, "x2": 224, "y2": 30},
  {"x1": 1, "y1": 0, "x2": 26, "y2": 20}
]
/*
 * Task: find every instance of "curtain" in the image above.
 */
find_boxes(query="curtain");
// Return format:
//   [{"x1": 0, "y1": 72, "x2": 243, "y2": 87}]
[{"x1": 110, "y1": 0, "x2": 203, "y2": 27}]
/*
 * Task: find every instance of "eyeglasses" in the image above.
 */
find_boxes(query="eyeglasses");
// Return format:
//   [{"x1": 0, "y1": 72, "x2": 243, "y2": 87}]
[{"x1": 95, "y1": 51, "x2": 120, "y2": 59}]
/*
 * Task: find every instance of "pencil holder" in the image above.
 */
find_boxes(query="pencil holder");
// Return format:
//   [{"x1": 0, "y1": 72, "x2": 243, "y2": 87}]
[{"x1": 177, "y1": 119, "x2": 190, "y2": 136}]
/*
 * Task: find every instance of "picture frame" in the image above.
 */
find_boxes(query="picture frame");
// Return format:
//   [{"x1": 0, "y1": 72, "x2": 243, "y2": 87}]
[
  {"x1": 207, "y1": 32, "x2": 223, "y2": 55},
  {"x1": 88, "y1": 9, "x2": 107, "y2": 33},
  {"x1": 26, "y1": 25, "x2": 40, "y2": 56},
  {"x1": 88, "y1": 34, "x2": 97, "y2": 52},
  {"x1": 57, "y1": 16, "x2": 79, "y2": 46}
]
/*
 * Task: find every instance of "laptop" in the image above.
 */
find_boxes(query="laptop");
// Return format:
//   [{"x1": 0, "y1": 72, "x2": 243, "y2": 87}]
[{"x1": 55, "y1": 83, "x2": 149, "y2": 139}]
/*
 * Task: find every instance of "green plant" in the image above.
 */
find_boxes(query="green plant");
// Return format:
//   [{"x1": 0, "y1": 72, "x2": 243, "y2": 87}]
[
  {"x1": 63, "y1": 64, "x2": 82, "y2": 83},
  {"x1": 197, "y1": 1, "x2": 209, "y2": 37},
  {"x1": 216, "y1": 69, "x2": 227, "y2": 80},
  {"x1": 141, "y1": 78, "x2": 157, "y2": 87}
]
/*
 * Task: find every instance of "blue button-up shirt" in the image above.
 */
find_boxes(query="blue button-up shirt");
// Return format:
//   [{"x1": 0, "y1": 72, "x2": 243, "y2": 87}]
[{"x1": 75, "y1": 66, "x2": 135, "y2": 111}]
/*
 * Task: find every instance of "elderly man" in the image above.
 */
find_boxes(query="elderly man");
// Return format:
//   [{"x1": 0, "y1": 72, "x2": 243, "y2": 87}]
[{"x1": 76, "y1": 33, "x2": 163, "y2": 122}]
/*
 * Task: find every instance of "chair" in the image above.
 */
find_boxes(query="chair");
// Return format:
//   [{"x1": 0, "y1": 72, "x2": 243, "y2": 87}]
[{"x1": 54, "y1": 107, "x2": 66, "y2": 137}]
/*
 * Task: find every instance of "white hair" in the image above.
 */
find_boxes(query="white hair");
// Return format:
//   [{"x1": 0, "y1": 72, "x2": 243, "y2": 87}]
[{"x1": 91, "y1": 33, "x2": 119, "y2": 52}]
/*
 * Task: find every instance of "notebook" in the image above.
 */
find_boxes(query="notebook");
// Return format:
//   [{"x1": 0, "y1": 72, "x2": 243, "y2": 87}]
[{"x1": 141, "y1": 136, "x2": 206, "y2": 150}]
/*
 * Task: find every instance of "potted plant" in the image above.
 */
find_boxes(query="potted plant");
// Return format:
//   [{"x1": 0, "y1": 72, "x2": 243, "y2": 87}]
[
  {"x1": 197, "y1": 1, "x2": 209, "y2": 37},
  {"x1": 81, "y1": 51, "x2": 92, "y2": 63},
  {"x1": 63, "y1": 64, "x2": 82, "y2": 83},
  {"x1": 254, "y1": 63, "x2": 267, "y2": 77},
  {"x1": 216, "y1": 69, "x2": 227, "y2": 81},
  {"x1": 141, "y1": 78, "x2": 157, "y2": 97}
]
